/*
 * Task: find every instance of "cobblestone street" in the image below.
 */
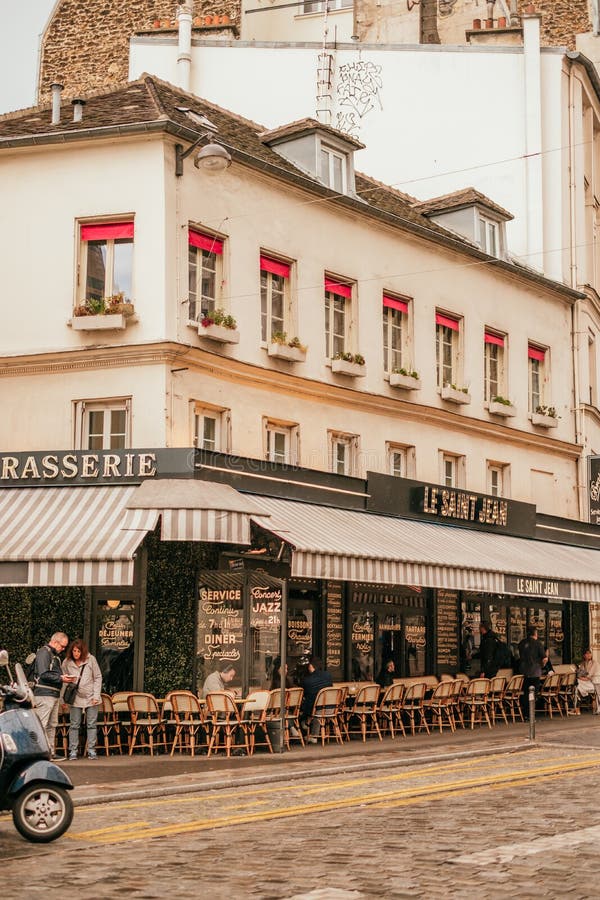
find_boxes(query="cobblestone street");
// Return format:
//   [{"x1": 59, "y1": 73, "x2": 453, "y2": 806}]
[{"x1": 1, "y1": 731, "x2": 599, "y2": 899}]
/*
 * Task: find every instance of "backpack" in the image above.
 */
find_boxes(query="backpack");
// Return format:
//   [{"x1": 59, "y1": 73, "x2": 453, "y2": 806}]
[
  {"x1": 493, "y1": 637, "x2": 512, "y2": 670},
  {"x1": 23, "y1": 651, "x2": 38, "y2": 687}
]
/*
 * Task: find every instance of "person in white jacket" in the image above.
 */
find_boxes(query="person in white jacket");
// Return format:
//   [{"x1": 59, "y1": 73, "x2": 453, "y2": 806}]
[
  {"x1": 62, "y1": 638, "x2": 102, "y2": 759},
  {"x1": 576, "y1": 649, "x2": 600, "y2": 713}
]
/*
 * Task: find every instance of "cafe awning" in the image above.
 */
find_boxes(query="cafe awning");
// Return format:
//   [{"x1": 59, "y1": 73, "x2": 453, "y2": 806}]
[
  {"x1": 124, "y1": 479, "x2": 266, "y2": 544},
  {"x1": 250, "y1": 495, "x2": 600, "y2": 603},
  {"x1": 0, "y1": 486, "x2": 158, "y2": 587}
]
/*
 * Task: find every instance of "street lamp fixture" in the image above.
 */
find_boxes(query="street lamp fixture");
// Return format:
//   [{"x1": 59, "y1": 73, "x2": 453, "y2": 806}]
[{"x1": 175, "y1": 139, "x2": 232, "y2": 177}]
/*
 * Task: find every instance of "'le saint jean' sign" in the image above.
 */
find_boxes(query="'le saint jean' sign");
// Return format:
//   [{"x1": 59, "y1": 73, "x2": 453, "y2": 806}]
[
  {"x1": 420, "y1": 485, "x2": 509, "y2": 527},
  {"x1": 0, "y1": 449, "x2": 196, "y2": 487}
]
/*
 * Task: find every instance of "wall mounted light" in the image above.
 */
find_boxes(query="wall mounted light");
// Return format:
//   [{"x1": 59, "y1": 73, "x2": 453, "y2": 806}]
[{"x1": 175, "y1": 139, "x2": 231, "y2": 176}]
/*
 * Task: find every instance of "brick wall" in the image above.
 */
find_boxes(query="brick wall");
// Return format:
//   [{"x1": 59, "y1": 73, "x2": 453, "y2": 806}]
[
  {"x1": 525, "y1": 0, "x2": 592, "y2": 50},
  {"x1": 39, "y1": 0, "x2": 241, "y2": 102}
]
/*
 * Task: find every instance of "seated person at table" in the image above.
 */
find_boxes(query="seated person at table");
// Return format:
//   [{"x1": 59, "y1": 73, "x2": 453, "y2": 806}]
[
  {"x1": 201, "y1": 664, "x2": 238, "y2": 698},
  {"x1": 576, "y1": 649, "x2": 600, "y2": 711},
  {"x1": 300, "y1": 657, "x2": 333, "y2": 741},
  {"x1": 541, "y1": 649, "x2": 554, "y2": 677},
  {"x1": 376, "y1": 659, "x2": 396, "y2": 689}
]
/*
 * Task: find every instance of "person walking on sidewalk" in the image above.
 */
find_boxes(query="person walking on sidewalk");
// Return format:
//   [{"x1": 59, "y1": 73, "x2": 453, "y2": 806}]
[
  {"x1": 301, "y1": 656, "x2": 333, "y2": 743},
  {"x1": 518, "y1": 626, "x2": 546, "y2": 716},
  {"x1": 62, "y1": 638, "x2": 102, "y2": 760},
  {"x1": 478, "y1": 621, "x2": 499, "y2": 679},
  {"x1": 32, "y1": 632, "x2": 77, "y2": 759}
]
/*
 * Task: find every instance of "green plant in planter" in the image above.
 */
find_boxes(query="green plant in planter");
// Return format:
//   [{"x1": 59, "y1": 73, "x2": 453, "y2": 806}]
[
  {"x1": 334, "y1": 352, "x2": 365, "y2": 365},
  {"x1": 287, "y1": 336, "x2": 307, "y2": 351},
  {"x1": 271, "y1": 330, "x2": 288, "y2": 344},
  {"x1": 200, "y1": 308, "x2": 237, "y2": 330},
  {"x1": 535, "y1": 405, "x2": 558, "y2": 418},
  {"x1": 447, "y1": 383, "x2": 469, "y2": 394},
  {"x1": 393, "y1": 367, "x2": 419, "y2": 379},
  {"x1": 491, "y1": 395, "x2": 512, "y2": 406}
]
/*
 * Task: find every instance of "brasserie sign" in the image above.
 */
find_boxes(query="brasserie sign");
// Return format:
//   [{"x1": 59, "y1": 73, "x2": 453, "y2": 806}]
[
  {"x1": 420, "y1": 485, "x2": 508, "y2": 527},
  {"x1": 0, "y1": 449, "x2": 196, "y2": 487},
  {"x1": 504, "y1": 574, "x2": 572, "y2": 600}
]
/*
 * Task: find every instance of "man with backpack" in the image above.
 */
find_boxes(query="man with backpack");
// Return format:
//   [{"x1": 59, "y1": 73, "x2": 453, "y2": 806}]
[{"x1": 32, "y1": 632, "x2": 76, "y2": 760}]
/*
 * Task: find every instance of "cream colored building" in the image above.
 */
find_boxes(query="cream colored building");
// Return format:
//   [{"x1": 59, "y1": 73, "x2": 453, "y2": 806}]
[{"x1": 0, "y1": 75, "x2": 582, "y2": 518}]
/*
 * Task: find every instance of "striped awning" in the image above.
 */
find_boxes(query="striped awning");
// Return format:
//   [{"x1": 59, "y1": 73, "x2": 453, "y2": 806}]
[
  {"x1": 250, "y1": 495, "x2": 600, "y2": 603},
  {"x1": 0, "y1": 486, "x2": 158, "y2": 587},
  {"x1": 125, "y1": 479, "x2": 266, "y2": 544}
]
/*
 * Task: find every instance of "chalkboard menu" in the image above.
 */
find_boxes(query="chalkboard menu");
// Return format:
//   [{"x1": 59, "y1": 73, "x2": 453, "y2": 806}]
[
  {"x1": 325, "y1": 581, "x2": 344, "y2": 680},
  {"x1": 436, "y1": 588, "x2": 459, "y2": 671}
]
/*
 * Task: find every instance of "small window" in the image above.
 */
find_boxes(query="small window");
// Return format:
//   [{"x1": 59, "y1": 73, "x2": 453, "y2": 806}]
[
  {"x1": 260, "y1": 255, "x2": 291, "y2": 343},
  {"x1": 193, "y1": 404, "x2": 230, "y2": 452},
  {"x1": 320, "y1": 146, "x2": 347, "y2": 193},
  {"x1": 386, "y1": 442, "x2": 416, "y2": 479},
  {"x1": 484, "y1": 331, "x2": 506, "y2": 402},
  {"x1": 79, "y1": 221, "x2": 133, "y2": 305},
  {"x1": 383, "y1": 294, "x2": 409, "y2": 374},
  {"x1": 487, "y1": 462, "x2": 510, "y2": 498},
  {"x1": 329, "y1": 431, "x2": 358, "y2": 476},
  {"x1": 188, "y1": 230, "x2": 224, "y2": 322},
  {"x1": 76, "y1": 399, "x2": 131, "y2": 450},
  {"x1": 304, "y1": 0, "x2": 352, "y2": 10},
  {"x1": 436, "y1": 312, "x2": 460, "y2": 389},
  {"x1": 439, "y1": 451, "x2": 465, "y2": 488},
  {"x1": 528, "y1": 344, "x2": 546, "y2": 412},
  {"x1": 264, "y1": 419, "x2": 299, "y2": 465},
  {"x1": 325, "y1": 277, "x2": 353, "y2": 359},
  {"x1": 479, "y1": 215, "x2": 499, "y2": 256}
]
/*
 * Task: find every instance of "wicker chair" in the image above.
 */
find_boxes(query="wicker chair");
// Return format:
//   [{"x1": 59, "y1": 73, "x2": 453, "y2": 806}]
[
  {"x1": 285, "y1": 687, "x2": 305, "y2": 747},
  {"x1": 98, "y1": 692, "x2": 123, "y2": 755},
  {"x1": 345, "y1": 683, "x2": 382, "y2": 742},
  {"x1": 423, "y1": 679, "x2": 455, "y2": 733},
  {"x1": 540, "y1": 673, "x2": 563, "y2": 718},
  {"x1": 307, "y1": 687, "x2": 346, "y2": 745},
  {"x1": 205, "y1": 692, "x2": 251, "y2": 757},
  {"x1": 460, "y1": 677, "x2": 492, "y2": 729},
  {"x1": 502, "y1": 674, "x2": 524, "y2": 723},
  {"x1": 242, "y1": 691, "x2": 273, "y2": 754},
  {"x1": 488, "y1": 676, "x2": 508, "y2": 725},
  {"x1": 168, "y1": 690, "x2": 206, "y2": 755},
  {"x1": 378, "y1": 682, "x2": 405, "y2": 738},
  {"x1": 399, "y1": 681, "x2": 430, "y2": 735},
  {"x1": 127, "y1": 692, "x2": 167, "y2": 755},
  {"x1": 558, "y1": 671, "x2": 578, "y2": 715}
]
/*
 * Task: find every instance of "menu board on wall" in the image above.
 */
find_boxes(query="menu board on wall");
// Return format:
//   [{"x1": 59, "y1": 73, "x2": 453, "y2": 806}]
[
  {"x1": 325, "y1": 581, "x2": 344, "y2": 680},
  {"x1": 196, "y1": 580, "x2": 244, "y2": 670},
  {"x1": 436, "y1": 589, "x2": 459, "y2": 671}
]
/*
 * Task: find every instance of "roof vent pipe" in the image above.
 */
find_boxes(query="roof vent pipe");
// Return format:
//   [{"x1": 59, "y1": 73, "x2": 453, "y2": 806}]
[
  {"x1": 50, "y1": 82, "x2": 63, "y2": 125},
  {"x1": 177, "y1": 1, "x2": 193, "y2": 91},
  {"x1": 72, "y1": 98, "x2": 86, "y2": 123}
]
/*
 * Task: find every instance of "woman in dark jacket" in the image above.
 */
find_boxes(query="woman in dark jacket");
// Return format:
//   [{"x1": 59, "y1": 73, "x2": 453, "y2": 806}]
[{"x1": 376, "y1": 659, "x2": 396, "y2": 689}]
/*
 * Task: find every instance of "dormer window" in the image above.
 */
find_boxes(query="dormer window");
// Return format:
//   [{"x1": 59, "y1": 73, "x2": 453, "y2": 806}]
[
  {"x1": 479, "y1": 215, "x2": 500, "y2": 257},
  {"x1": 320, "y1": 145, "x2": 346, "y2": 192}
]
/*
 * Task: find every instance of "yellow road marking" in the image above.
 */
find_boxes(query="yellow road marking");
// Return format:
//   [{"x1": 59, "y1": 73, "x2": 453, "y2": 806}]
[
  {"x1": 68, "y1": 756, "x2": 600, "y2": 845},
  {"x1": 74, "y1": 821, "x2": 152, "y2": 838}
]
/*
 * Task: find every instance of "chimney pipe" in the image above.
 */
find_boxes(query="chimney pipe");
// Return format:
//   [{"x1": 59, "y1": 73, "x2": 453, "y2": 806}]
[
  {"x1": 177, "y1": 1, "x2": 193, "y2": 91},
  {"x1": 51, "y1": 82, "x2": 63, "y2": 125},
  {"x1": 72, "y1": 98, "x2": 86, "y2": 123}
]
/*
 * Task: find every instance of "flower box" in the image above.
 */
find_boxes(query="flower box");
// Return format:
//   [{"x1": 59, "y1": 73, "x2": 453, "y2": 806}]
[
  {"x1": 71, "y1": 313, "x2": 127, "y2": 331},
  {"x1": 198, "y1": 323, "x2": 239, "y2": 344},
  {"x1": 331, "y1": 358, "x2": 366, "y2": 377},
  {"x1": 389, "y1": 372, "x2": 421, "y2": 390},
  {"x1": 441, "y1": 384, "x2": 471, "y2": 405},
  {"x1": 531, "y1": 412, "x2": 557, "y2": 428},
  {"x1": 267, "y1": 343, "x2": 306, "y2": 362},
  {"x1": 489, "y1": 400, "x2": 516, "y2": 417}
]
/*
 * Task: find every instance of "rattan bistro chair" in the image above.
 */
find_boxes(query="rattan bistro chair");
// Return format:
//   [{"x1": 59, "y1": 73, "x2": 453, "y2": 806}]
[
  {"x1": 345, "y1": 683, "x2": 382, "y2": 742},
  {"x1": 285, "y1": 687, "x2": 305, "y2": 747},
  {"x1": 461, "y1": 678, "x2": 492, "y2": 729},
  {"x1": 205, "y1": 692, "x2": 251, "y2": 757},
  {"x1": 242, "y1": 691, "x2": 273, "y2": 754},
  {"x1": 308, "y1": 687, "x2": 346, "y2": 745},
  {"x1": 558, "y1": 671, "x2": 578, "y2": 716},
  {"x1": 378, "y1": 682, "x2": 406, "y2": 738},
  {"x1": 98, "y1": 693, "x2": 123, "y2": 755},
  {"x1": 423, "y1": 679, "x2": 455, "y2": 733},
  {"x1": 488, "y1": 676, "x2": 508, "y2": 725},
  {"x1": 399, "y1": 681, "x2": 430, "y2": 735},
  {"x1": 127, "y1": 692, "x2": 167, "y2": 755},
  {"x1": 502, "y1": 674, "x2": 524, "y2": 723},
  {"x1": 540, "y1": 672, "x2": 563, "y2": 718},
  {"x1": 168, "y1": 690, "x2": 206, "y2": 755}
]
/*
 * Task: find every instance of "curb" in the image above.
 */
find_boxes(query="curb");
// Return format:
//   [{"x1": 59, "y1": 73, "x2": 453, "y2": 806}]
[{"x1": 73, "y1": 740, "x2": 536, "y2": 807}]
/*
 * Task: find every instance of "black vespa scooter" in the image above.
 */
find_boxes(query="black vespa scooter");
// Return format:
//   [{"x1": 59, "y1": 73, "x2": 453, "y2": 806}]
[{"x1": 0, "y1": 649, "x2": 73, "y2": 842}]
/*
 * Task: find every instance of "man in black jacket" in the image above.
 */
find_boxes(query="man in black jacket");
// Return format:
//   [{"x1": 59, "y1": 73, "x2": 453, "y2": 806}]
[
  {"x1": 478, "y1": 621, "x2": 499, "y2": 679},
  {"x1": 301, "y1": 656, "x2": 333, "y2": 743},
  {"x1": 33, "y1": 632, "x2": 76, "y2": 759},
  {"x1": 518, "y1": 626, "x2": 546, "y2": 716}
]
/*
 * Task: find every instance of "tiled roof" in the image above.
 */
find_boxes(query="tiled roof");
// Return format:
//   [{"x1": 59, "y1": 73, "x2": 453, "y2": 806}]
[
  {"x1": 415, "y1": 187, "x2": 514, "y2": 221},
  {"x1": 259, "y1": 117, "x2": 365, "y2": 150}
]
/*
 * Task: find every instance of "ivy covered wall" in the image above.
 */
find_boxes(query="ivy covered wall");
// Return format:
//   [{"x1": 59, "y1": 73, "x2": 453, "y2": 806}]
[
  {"x1": 143, "y1": 533, "x2": 218, "y2": 696},
  {"x1": 0, "y1": 586, "x2": 85, "y2": 663}
]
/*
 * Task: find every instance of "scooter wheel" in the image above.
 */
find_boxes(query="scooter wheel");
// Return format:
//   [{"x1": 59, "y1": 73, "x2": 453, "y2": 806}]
[{"x1": 12, "y1": 783, "x2": 73, "y2": 843}]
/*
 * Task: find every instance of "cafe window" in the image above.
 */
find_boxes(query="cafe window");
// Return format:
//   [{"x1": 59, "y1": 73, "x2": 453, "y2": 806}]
[
  {"x1": 386, "y1": 442, "x2": 416, "y2": 479},
  {"x1": 487, "y1": 461, "x2": 509, "y2": 498},
  {"x1": 350, "y1": 609, "x2": 375, "y2": 682},
  {"x1": 439, "y1": 451, "x2": 465, "y2": 488},
  {"x1": 325, "y1": 277, "x2": 354, "y2": 359},
  {"x1": 79, "y1": 220, "x2": 133, "y2": 306},
  {"x1": 260, "y1": 255, "x2": 291, "y2": 344}
]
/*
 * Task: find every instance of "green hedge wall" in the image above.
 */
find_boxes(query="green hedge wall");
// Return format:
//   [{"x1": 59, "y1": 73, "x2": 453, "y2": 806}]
[
  {"x1": 0, "y1": 586, "x2": 85, "y2": 664},
  {"x1": 143, "y1": 533, "x2": 218, "y2": 696}
]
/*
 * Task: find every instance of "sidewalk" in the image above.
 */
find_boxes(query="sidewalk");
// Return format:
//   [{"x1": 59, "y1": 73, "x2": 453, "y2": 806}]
[{"x1": 67, "y1": 714, "x2": 600, "y2": 807}]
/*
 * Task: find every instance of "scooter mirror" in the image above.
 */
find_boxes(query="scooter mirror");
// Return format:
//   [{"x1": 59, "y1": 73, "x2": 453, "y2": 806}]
[{"x1": 0, "y1": 649, "x2": 9, "y2": 667}]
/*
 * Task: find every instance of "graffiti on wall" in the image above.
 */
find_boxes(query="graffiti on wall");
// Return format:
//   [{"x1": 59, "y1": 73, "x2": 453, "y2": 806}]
[
  {"x1": 335, "y1": 60, "x2": 383, "y2": 137},
  {"x1": 438, "y1": 0, "x2": 459, "y2": 15}
]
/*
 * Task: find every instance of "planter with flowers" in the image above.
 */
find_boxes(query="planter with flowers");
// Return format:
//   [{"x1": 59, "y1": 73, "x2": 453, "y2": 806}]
[
  {"x1": 198, "y1": 309, "x2": 239, "y2": 344},
  {"x1": 71, "y1": 293, "x2": 135, "y2": 331},
  {"x1": 389, "y1": 367, "x2": 421, "y2": 390},
  {"x1": 331, "y1": 352, "x2": 366, "y2": 377},
  {"x1": 267, "y1": 332, "x2": 307, "y2": 362},
  {"x1": 531, "y1": 405, "x2": 558, "y2": 428},
  {"x1": 441, "y1": 383, "x2": 471, "y2": 405},
  {"x1": 488, "y1": 395, "x2": 516, "y2": 417}
]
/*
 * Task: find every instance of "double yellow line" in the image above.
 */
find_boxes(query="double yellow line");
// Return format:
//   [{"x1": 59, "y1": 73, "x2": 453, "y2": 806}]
[{"x1": 69, "y1": 753, "x2": 600, "y2": 845}]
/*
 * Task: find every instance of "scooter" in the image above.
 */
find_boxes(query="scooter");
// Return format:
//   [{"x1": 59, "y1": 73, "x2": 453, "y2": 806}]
[{"x1": 0, "y1": 649, "x2": 73, "y2": 842}]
